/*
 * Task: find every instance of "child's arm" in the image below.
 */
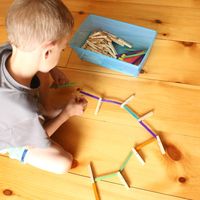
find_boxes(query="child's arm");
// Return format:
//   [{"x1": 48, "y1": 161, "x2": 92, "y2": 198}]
[
  {"x1": 43, "y1": 96, "x2": 87, "y2": 137},
  {"x1": 37, "y1": 69, "x2": 68, "y2": 119}
]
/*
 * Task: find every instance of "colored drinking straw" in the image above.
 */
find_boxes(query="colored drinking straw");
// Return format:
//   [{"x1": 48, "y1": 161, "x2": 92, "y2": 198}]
[
  {"x1": 88, "y1": 163, "x2": 100, "y2": 200},
  {"x1": 95, "y1": 172, "x2": 118, "y2": 182},
  {"x1": 79, "y1": 90, "x2": 157, "y2": 138}
]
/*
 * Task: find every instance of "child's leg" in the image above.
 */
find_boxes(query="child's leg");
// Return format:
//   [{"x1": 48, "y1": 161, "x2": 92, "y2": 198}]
[{"x1": 25, "y1": 142, "x2": 73, "y2": 174}]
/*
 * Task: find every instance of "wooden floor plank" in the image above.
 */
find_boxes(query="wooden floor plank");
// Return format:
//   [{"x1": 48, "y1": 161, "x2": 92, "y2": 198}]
[
  {"x1": 0, "y1": 26, "x2": 8, "y2": 43},
  {"x1": 51, "y1": 116, "x2": 198, "y2": 200},
  {"x1": 52, "y1": 68, "x2": 200, "y2": 138},
  {"x1": 63, "y1": 0, "x2": 200, "y2": 43},
  {"x1": 94, "y1": 0, "x2": 200, "y2": 9},
  {"x1": 0, "y1": 156, "x2": 187, "y2": 200},
  {"x1": 0, "y1": 0, "x2": 12, "y2": 26},
  {"x1": 47, "y1": 69, "x2": 200, "y2": 199},
  {"x1": 0, "y1": 1, "x2": 199, "y2": 200}
]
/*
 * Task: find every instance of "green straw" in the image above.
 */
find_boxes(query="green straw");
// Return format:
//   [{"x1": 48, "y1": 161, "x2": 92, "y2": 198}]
[
  {"x1": 119, "y1": 150, "x2": 133, "y2": 171},
  {"x1": 50, "y1": 82, "x2": 77, "y2": 88},
  {"x1": 123, "y1": 105, "x2": 139, "y2": 120},
  {"x1": 95, "y1": 172, "x2": 118, "y2": 182},
  {"x1": 122, "y1": 51, "x2": 146, "y2": 58}
]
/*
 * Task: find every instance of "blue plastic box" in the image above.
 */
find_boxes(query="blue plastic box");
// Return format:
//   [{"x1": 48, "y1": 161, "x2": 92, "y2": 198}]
[{"x1": 70, "y1": 15, "x2": 157, "y2": 77}]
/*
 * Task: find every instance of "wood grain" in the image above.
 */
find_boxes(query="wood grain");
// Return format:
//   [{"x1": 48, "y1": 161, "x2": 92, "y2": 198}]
[
  {"x1": 63, "y1": 0, "x2": 200, "y2": 42},
  {"x1": 91, "y1": 0, "x2": 200, "y2": 9},
  {"x1": 48, "y1": 69, "x2": 200, "y2": 199},
  {"x1": 52, "y1": 68, "x2": 200, "y2": 138},
  {"x1": 0, "y1": 1, "x2": 199, "y2": 200},
  {"x1": 0, "y1": 26, "x2": 8, "y2": 44},
  {"x1": 0, "y1": 156, "x2": 188, "y2": 200},
  {"x1": 52, "y1": 116, "x2": 199, "y2": 200}
]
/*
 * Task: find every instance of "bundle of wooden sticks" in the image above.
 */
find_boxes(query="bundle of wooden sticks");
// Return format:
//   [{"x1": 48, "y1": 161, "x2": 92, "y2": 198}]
[{"x1": 82, "y1": 30, "x2": 132, "y2": 58}]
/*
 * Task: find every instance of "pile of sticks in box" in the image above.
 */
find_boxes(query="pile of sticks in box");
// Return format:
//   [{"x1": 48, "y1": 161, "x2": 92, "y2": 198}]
[{"x1": 82, "y1": 31, "x2": 132, "y2": 58}]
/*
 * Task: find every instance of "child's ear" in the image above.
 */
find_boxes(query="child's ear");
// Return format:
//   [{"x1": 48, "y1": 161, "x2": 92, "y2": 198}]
[
  {"x1": 43, "y1": 41, "x2": 56, "y2": 59},
  {"x1": 45, "y1": 50, "x2": 51, "y2": 59}
]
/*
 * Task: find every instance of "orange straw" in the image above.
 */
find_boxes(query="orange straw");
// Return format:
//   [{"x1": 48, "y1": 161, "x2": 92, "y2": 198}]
[
  {"x1": 88, "y1": 163, "x2": 100, "y2": 200},
  {"x1": 135, "y1": 137, "x2": 156, "y2": 151}
]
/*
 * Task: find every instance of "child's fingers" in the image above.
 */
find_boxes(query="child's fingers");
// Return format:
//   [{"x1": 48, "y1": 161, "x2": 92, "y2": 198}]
[
  {"x1": 78, "y1": 98, "x2": 88, "y2": 108},
  {"x1": 75, "y1": 96, "x2": 87, "y2": 104}
]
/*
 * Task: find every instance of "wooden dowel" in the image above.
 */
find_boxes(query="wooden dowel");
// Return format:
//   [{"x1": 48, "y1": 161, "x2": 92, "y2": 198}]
[
  {"x1": 132, "y1": 148, "x2": 145, "y2": 165},
  {"x1": 156, "y1": 136, "x2": 166, "y2": 155},
  {"x1": 95, "y1": 98, "x2": 102, "y2": 115},
  {"x1": 121, "y1": 94, "x2": 135, "y2": 108},
  {"x1": 117, "y1": 171, "x2": 130, "y2": 190},
  {"x1": 138, "y1": 111, "x2": 154, "y2": 122}
]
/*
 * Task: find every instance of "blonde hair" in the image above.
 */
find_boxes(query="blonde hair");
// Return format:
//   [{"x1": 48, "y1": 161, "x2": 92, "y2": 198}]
[{"x1": 6, "y1": 0, "x2": 74, "y2": 51}]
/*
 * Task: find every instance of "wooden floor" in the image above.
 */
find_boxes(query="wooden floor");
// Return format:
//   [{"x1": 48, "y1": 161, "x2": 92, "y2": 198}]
[{"x1": 0, "y1": 0, "x2": 200, "y2": 200}]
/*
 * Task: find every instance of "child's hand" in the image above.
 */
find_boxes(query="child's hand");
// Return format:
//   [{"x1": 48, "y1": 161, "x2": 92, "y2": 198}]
[
  {"x1": 61, "y1": 96, "x2": 88, "y2": 119},
  {"x1": 50, "y1": 67, "x2": 69, "y2": 85}
]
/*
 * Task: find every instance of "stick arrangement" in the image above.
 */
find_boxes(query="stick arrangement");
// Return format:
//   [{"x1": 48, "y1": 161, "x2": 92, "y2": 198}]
[
  {"x1": 80, "y1": 89, "x2": 166, "y2": 199},
  {"x1": 50, "y1": 84, "x2": 166, "y2": 197},
  {"x1": 79, "y1": 90, "x2": 160, "y2": 139}
]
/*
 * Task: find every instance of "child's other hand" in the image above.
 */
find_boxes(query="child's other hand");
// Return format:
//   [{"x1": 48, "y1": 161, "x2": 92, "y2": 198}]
[
  {"x1": 50, "y1": 67, "x2": 69, "y2": 85},
  {"x1": 61, "y1": 96, "x2": 88, "y2": 119}
]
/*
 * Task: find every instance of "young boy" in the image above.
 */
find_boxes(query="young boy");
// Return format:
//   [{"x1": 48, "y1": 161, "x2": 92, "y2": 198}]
[{"x1": 0, "y1": 0, "x2": 87, "y2": 174}]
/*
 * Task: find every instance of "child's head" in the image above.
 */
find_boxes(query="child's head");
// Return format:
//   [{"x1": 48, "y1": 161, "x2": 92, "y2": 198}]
[{"x1": 6, "y1": 0, "x2": 74, "y2": 72}]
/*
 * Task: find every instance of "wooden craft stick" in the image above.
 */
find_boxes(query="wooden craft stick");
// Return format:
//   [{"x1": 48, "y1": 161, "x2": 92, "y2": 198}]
[
  {"x1": 88, "y1": 163, "x2": 100, "y2": 200},
  {"x1": 108, "y1": 42, "x2": 117, "y2": 55},
  {"x1": 102, "y1": 31, "x2": 117, "y2": 38},
  {"x1": 82, "y1": 42, "x2": 87, "y2": 49},
  {"x1": 88, "y1": 163, "x2": 95, "y2": 183},
  {"x1": 119, "y1": 150, "x2": 133, "y2": 171},
  {"x1": 82, "y1": 30, "x2": 133, "y2": 59},
  {"x1": 87, "y1": 40, "x2": 99, "y2": 50},
  {"x1": 156, "y1": 136, "x2": 166, "y2": 154},
  {"x1": 117, "y1": 171, "x2": 130, "y2": 190},
  {"x1": 118, "y1": 38, "x2": 132, "y2": 48},
  {"x1": 121, "y1": 94, "x2": 135, "y2": 108},
  {"x1": 95, "y1": 172, "x2": 118, "y2": 182},
  {"x1": 123, "y1": 41, "x2": 132, "y2": 48},
  {"x1": 132, "y1": 148, "x2": 145, "y2": 165},
  {"x1": 122, "y1": 51, "x2": 146, "y2": 58},
  {"x1": 107, "y1": 48, "x2": 116, "y2": 58},
  {"x1": 90, "y1": 35, "x2": 108, "y2": 40},
  {"x1": 95, "y1": 98, "x2": 102, "y2": 115},
  {"x1": 110, "y1": 37, "x2": 125, "y2": 46},
  {"x1": 135, "y1": 137, "x2": 156, "y2": 151},
  {"x1": 138, "y1": 111, "x2": 154, "y2": 122},
  {"x1": 92, "y1": 31, "x2": 102, "y2": 37}
]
